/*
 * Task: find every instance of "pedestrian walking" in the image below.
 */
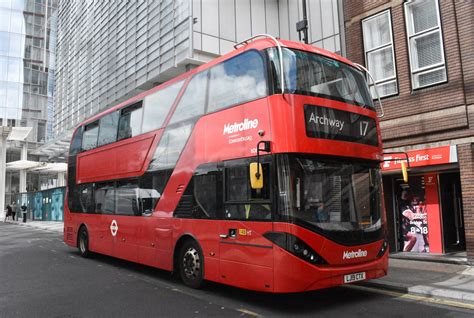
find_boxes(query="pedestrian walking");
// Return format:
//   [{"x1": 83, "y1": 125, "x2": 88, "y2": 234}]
[
  {"x1": 21, "y1": 203, "x2": 27, "y2": 223},
  {"x1": 11, "y1": 202, "x2": 17, "y2": 221},
  {"x1": 4, "y1": 204, "x2": 12, "y2": 222}
]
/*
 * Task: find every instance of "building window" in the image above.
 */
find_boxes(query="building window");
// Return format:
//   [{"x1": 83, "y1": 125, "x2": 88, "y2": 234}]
[
  {"x1": 404, "y1": 0, "x2": 446, "y2": 89},
  {"x1": 37, "y1": 122, "x2": 45, "y2": 143},
  {"x1": 362, "y1": 10, "x2": 397, "y2": 98}
]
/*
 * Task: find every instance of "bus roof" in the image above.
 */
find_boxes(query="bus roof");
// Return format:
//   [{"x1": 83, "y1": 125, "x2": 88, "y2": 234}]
[{"x1": 77, "y1": 38, "x2": 356, "y2": 129}]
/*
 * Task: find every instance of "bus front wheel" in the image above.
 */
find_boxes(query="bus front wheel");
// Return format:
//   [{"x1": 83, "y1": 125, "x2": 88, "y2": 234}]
[
  {"x1": 179, "y1": 240, "x2": 204, "y2": 288},
  {"x1": 78, "y1": 226, "x2": 91, "y2": 258}
]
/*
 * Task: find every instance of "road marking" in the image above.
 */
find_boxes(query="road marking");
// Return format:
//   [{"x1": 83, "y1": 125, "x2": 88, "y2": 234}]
[
  {"x1": 347, "y1": 285, "x2": 474, "y2": 311},
  {"x1": 236, "y1": 308, "x2": 262, "y2": 317}
]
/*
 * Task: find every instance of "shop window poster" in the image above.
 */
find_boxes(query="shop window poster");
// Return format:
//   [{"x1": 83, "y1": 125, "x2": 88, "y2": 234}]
[{"x1": 399, "y1": 176, "x2": 429, "y2": 253}]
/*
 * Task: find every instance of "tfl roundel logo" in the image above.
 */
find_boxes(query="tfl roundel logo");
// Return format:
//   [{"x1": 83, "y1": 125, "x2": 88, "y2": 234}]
[{"x1": 110, "y1": 220, "x2": 118, "y2": 237}]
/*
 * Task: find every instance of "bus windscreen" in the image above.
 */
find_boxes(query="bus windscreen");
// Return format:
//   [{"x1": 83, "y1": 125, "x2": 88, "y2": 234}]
[
  {"x1": 276, "y1": 154, "x2": 383, "y2": 245},
  {"x1": 268, "y1": 48, "x2": 375, "y2": 110}
]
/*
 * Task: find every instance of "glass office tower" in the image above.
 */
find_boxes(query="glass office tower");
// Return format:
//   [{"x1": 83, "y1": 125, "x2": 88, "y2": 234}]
[{"x1": 0, "y1": 0, "x2": 58, "y2": 203}]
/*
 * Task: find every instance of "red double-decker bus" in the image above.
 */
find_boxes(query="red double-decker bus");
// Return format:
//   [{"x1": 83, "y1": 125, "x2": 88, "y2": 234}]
[{"x1": 64, "y1": 35, "x2": 388, "y2": 292}]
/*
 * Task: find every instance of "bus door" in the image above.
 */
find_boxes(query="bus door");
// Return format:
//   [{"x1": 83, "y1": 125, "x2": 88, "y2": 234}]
[
  {"x1": 219, "y1": 160, "x2": 274, "y2": 291},
  {"x1": 95, "y1": 182, "x2": 115, "y2": 255},
  {"x1": 136, "y1": 188, "x2": 162, "y2": 267},
  {"x1": 110, "y1": 181, "x2": 141, "y2": 262},
  {"x1": 76, "y1": 183, "x2": 105, "y2": 254}
]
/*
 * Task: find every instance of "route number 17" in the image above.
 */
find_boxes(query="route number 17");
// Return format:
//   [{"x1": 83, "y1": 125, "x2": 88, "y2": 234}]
[{"x1": 359, "y1": 121, "x2": 369, "y2": 136}]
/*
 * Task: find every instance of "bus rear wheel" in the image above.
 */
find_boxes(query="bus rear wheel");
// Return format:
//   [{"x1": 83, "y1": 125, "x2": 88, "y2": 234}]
[
  {"x1": 179, "y1": 240, "x2": 204, "y2": 289},
  {"x1": 78, "y1": 226, "x2": 91, "y2": 258}
]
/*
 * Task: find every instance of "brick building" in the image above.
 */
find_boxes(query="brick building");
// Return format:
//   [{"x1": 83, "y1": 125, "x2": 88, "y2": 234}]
[{"x1": 343, "y1": 0, "x2": 473, "y2": 263}]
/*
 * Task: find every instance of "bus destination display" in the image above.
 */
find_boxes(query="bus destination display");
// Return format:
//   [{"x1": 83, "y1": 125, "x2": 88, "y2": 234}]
[{"x1": 304, "y1": 104, "x2": 378, "y2": 146}]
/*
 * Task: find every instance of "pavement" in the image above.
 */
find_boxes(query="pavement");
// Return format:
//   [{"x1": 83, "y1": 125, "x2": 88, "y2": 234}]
[
  {"x1": 363, "y1": 257, "x2": 474, "y2": 304},
  {"x1": 4, "y1": 219, "x2": 64, "y2": 232},
  {"x1": 3, "y1": 219, "x2": 474, "y2": 305}
]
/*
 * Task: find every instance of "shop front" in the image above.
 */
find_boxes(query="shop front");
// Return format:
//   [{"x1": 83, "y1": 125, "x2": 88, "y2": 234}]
[{"x1": 382, "y1": 146, "x2": 466, "y2": 255}]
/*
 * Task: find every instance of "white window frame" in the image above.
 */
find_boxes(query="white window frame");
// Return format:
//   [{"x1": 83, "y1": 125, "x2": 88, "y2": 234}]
[
  {"x1": 362, "y1": 10, "x2": 398, "y2": 99},
  {"x1": 404, "y1": 0, "x2": 447, "y2": 89}
]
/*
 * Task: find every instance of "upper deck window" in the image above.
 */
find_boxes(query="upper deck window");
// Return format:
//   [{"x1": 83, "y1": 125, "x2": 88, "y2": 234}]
[
  {"x1": 97, "y1": 111, "x2": 119, "y2": 147},
  {"x1": 117, "y1": 101, "x2": 143, "y2": 141},
  {"x1": 169, "y1": 71, "x2": 208, "y2": 124},
  {"x1": 82, "y1": 121, "x2": 99, "y2": 151},
  {"x1": 142, "y1": 80, "x2": 184, "y2": 133},
  {"x1": 268, "y1": 48, "x2": 374, "y2": 110},
  {"x1": 208, "y1": 50, "x2": 267, "y2": 113},
  {"x1": 69, "y1": 127, "x2": 83, "y2": 156}
]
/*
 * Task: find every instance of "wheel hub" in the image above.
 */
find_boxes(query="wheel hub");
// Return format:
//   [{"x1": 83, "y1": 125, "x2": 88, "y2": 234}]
[
  {"x1": 182, "y1": 247, "x2": 200, "y2": 279},
  {"x1": 80, "y1": 232, "x2": 87, "y2": 253}
]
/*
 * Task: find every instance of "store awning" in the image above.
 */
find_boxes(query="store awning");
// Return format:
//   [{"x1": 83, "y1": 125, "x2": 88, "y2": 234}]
[
  {"x1": 30, "y1": 130, "x2": 73, "y2": 160},
  {"x1": 6, "y1": 127, "x2": 33, "y2": 141},
  {"x1": 5, "y1": 160, "x2": 45, "y2": 171},
  {"x1": 30, "y1": 162, "x2": 67, "y2": 173},
  {"x1": 5, "y1": 160, "x2": 67, "y2": 173}
]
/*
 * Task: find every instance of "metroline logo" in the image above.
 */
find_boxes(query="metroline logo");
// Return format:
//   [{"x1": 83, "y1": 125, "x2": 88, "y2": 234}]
[
  {"x1": 223, "y1": 118, "x2": 259, "y2": 135},
  {"x1": 343, "y1": 249, "x2": 368, "y2": 260}
]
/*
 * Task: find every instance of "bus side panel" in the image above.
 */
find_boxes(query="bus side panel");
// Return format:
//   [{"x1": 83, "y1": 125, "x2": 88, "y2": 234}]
[
  {"x1": 97, "y1": 215, "x2": 114, "y2": 256},
  {"x1": 136, "y1": 217, "x2": 173, "y2": 270},
  {"x1": 77, "y1": 133, "x2": 156, "y2": 183},
  {"x1": 84, "y1": 215, "x2": 103, "y2": 254},
  {"x1": 218, "y1": 221, "x2": 274, "y2": 292},
  {"x1": 63, "y1": 203, "x2": 76, "y2": 248},
  {"x1": 172, "y1": 219, "x2": 221, "y2": 283},
  {"x1": 64, "y1": 212, "x2": 103, "y2": 255},
  {"x1": 110, "y1": 216, "x2": 139, "y2": 263}
]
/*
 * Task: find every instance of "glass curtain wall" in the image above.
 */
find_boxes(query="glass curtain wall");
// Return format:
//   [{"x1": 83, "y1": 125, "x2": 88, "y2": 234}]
[
  {"x1": 0, "y1": 0, "x2": 57, "y2": 140},
  {"x1": 1, "y1": 0, "x2": 58, "y2": 214},
  {"x1": 0, "y1": 0, "x2": 26, "y2": 124}
]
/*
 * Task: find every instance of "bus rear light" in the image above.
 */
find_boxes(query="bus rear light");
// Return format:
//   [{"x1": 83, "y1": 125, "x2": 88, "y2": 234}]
[
  {"x1": 377, "y1": 240, "x2": 388, "y2": 258},
  {"x1": 264, "y1": 232, "x2": 327, "y2": 265}
]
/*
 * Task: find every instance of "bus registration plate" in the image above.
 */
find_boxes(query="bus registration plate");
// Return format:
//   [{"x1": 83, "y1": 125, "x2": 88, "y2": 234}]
[{"x1": 344, "y1": 272, "x2": 366, "y2": 283}]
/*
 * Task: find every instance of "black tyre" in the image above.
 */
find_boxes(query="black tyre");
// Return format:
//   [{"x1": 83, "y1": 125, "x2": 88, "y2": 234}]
[
  {"x1": 78, "y1": 226, "x2": 91, "y2": 258},
  {"x1": 179, "y1": 240, "x2": 204, "y2": 288}
]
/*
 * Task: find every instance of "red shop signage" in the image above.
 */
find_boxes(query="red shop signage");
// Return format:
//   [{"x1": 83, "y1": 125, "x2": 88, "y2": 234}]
[{"x1": 382, "y1": 146, "x2": 457, "y2": 171}]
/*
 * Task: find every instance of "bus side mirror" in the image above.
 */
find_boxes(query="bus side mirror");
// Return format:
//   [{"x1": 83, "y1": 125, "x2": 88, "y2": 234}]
[
  {"x1": 250, "y1": 162, "x2": 263, "y2": 189},
  {"x1": 401, "y1": 161, "x2": 408, "y2": 183}
]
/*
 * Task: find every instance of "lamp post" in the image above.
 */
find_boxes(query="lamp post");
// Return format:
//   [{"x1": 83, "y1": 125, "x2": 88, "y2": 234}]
[
  {"x1": 296, "y1": 0, "x2": 309, "y2": 44},
  {"x1": 0, "y1": 126, "x2": 12, "y2": 219}
]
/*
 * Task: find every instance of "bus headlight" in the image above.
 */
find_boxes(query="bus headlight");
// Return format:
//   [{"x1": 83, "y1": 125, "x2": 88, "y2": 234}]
[
  {"x1": 264, "y1": 232, "x2": 327, "y2": 265},
  {"x1": 377, "y1": 240, "x2": 388, "y2": 258}
]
